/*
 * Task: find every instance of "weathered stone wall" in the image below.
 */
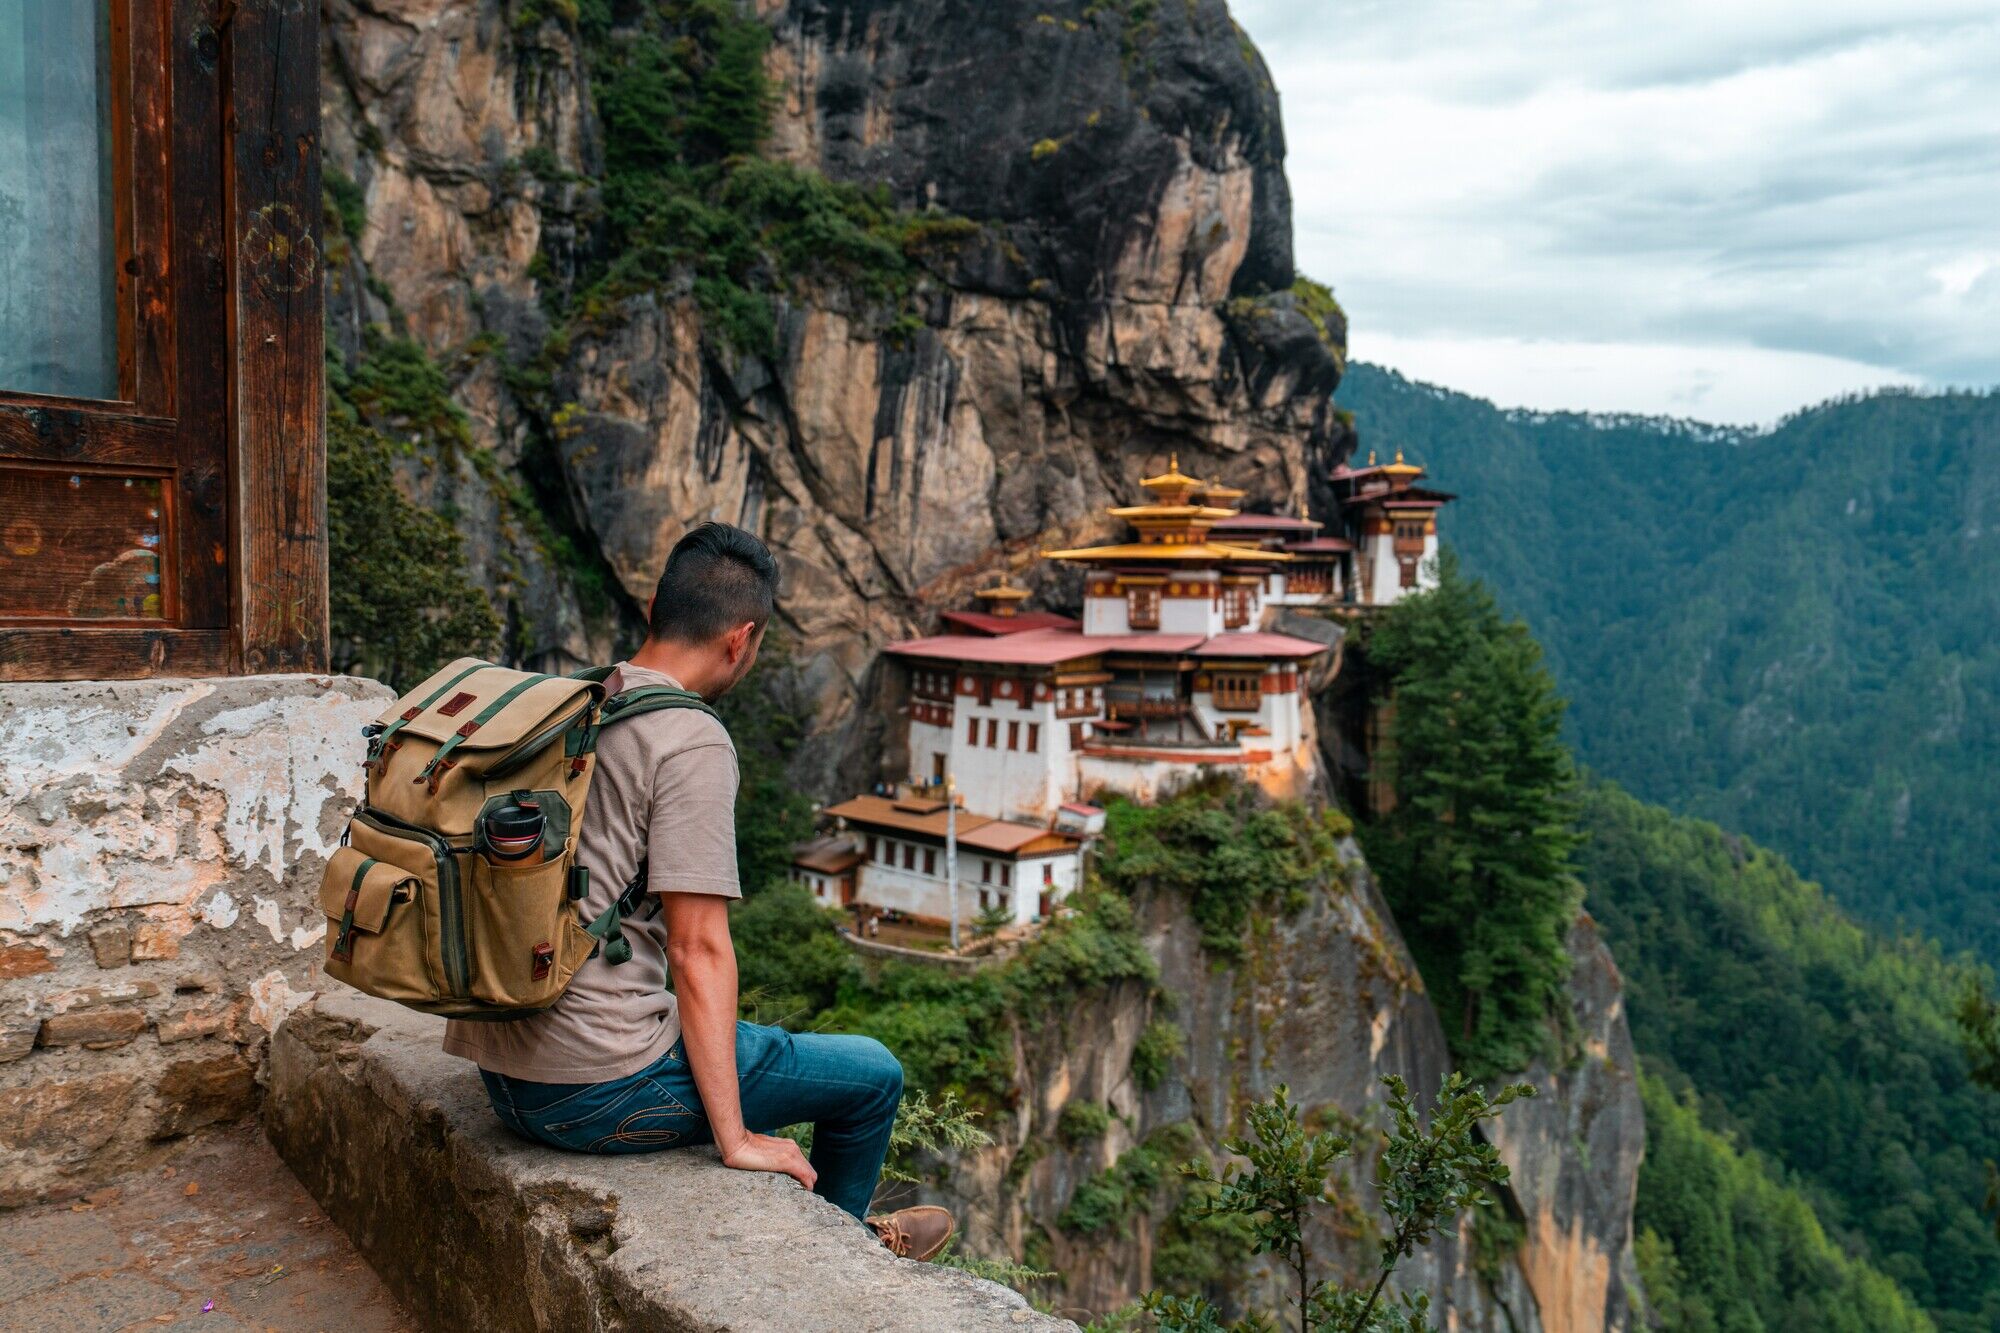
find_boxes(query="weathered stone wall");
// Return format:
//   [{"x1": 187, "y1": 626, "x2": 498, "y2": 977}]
[
  {"x1": 268, "y1": 991, "x2": 1077, "y2": 1332},
  {"x1": 0, "y1": 675, "x2": 393, "y2": 1205}
]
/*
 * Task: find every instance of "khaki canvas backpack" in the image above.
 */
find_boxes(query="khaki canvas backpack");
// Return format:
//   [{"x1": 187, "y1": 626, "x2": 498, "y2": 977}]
[{"x1": 318, "y1": 658, "x2": 716, "y2": 1020}]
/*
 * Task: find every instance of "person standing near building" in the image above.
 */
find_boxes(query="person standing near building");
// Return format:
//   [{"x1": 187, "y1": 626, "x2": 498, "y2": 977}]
[{"x1": 441, "y1": 523, "x2": 954, "y2": 1260}]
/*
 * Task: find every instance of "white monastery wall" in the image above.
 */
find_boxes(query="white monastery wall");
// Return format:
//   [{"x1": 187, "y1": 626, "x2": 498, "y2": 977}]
[
  {"x1": 1082, "y1": 595, "x2": 1130, "y2": 635},
  {"x1": 944, "y1": 695, "x2": 1064, "y2": 822}
]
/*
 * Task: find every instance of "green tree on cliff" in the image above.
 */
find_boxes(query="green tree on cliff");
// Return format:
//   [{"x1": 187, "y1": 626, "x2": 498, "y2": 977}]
[{"x1": 1360, "y1": 552, "x2": 1582, "y2": 1079}]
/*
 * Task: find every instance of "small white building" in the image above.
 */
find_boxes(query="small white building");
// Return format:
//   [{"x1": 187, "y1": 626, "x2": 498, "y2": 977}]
[
  {"x1": 794, "y1": 794, "x2": 1086, "y2": 930},
  {"x1": 1328, "y1": 450, "x2": 1453, "y2": 606}
]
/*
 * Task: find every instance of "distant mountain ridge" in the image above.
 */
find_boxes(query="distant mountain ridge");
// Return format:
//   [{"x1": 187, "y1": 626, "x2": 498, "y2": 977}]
[{"x1": 1338, "y1": 362, "x2": 2000, "y2": 962}]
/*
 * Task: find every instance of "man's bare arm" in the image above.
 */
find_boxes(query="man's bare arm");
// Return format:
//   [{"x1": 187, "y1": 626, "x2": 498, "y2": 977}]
[{"x1": 662, "y1": 892, "x2": 816, "y2": 1190}]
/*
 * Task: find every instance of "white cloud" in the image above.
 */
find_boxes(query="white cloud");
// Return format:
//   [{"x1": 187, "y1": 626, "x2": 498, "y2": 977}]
[
  {"x1": 1233, "y1": 0, "x2": 2000, "y2": 420},
  {"x1": 1357, "y1": 331, "x2": 1923, "y2": 427}
]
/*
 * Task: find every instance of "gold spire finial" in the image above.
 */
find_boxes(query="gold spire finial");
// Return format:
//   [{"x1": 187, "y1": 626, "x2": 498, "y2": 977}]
[
  {"x1": 1169, "y1": 451, "x2": 1179, "y2": 471},
  {"x1": 1395, "y1": 447, "x2": 1405, "y2": 464},
  {"x1": 1368, "y1": 450, "x2": 1377, "y2": 466}
]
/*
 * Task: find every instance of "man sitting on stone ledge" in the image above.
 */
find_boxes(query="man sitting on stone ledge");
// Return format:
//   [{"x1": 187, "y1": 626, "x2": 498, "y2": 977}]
[{"x1": 441, "y1": 522, "x2": 955, "y2": 1261}]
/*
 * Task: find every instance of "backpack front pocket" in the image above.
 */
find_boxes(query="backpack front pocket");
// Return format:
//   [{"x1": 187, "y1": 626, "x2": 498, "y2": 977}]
[
  {"x1": 464, "y1": 843, "x2": 595, "y2": 1010},
  {"x1": 319, "y1": 844, "x2": 431, "y2": 1003},
  {"x1": 346, "y1": 809, "x2": 464, "y2": 1001}
]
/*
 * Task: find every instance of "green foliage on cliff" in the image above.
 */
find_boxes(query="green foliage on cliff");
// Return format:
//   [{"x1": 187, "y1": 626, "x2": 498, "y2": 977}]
[
  {"x1": 1359, "y1": 555, "x2": 1583, "y2": 1080},
  {"x1": 549, "y1": 1, "x2": 964, "y2": 355},
  {"x1": 1338, "y1": 365, "x2": 2000, "y2": 967},
  {"x1": 1131, "y1": 1018, "x2": 1185, "y2": 1091},
  {"x1": 1634, "y1": 1072, "x2": 1934, "y2": 1333},
  {"x1": 1095, "y1": 781, "x2": 1348, "y2": 958},
  {"x1": 732, "y1": 881, "x2": 1155, "y2": 1112},
  {"x1": 1580, "y1": 782, "x2": 2000, "y2": 1331},
  {"x1": 1059, "y1": 1099, "x2": 1115, "y2": 1146},
  {"x1": 325, "y1": 348, "x2": 502, "y2": 690},
  {"x1": 713, "y1": 638, "x2": 818, "y2": 894},
  {"x1": 1143, "y1": 1077, "x2": 1529, "y2": 1333}
]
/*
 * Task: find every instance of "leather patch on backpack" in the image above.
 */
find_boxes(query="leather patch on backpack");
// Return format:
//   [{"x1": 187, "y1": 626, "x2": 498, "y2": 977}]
[{"x1": 437, "y1": 691, "x2": 477, "y2": 717}]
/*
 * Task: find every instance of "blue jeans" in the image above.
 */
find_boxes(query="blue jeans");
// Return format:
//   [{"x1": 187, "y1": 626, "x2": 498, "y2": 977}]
[{"x1": 479, "y1": 1021, "x2": 903, "y2": 1221}]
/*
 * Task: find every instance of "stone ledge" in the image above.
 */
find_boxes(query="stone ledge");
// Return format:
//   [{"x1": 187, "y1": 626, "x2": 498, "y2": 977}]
[{"x1": 265, "y1": 992, "x2": 1076, "y2": 1332}]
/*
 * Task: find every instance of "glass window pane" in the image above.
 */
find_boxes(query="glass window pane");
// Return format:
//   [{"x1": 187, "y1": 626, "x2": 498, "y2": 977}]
[{"x1": 0, "y1": 0, "x2": 119, "y2": 400}]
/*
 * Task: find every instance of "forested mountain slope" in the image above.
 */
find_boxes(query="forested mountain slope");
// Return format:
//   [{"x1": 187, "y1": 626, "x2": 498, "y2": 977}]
[
  {"x1": 1338, "y1": 364, "x2": 2000, "y2": 961},
  {"x1": 1579, "y1": 782, "x2": 1999, "y2": 1333}
]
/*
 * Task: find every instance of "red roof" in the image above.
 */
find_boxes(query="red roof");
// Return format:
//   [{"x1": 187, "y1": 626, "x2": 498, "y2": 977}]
[
  {"x1": 1210, "y1": 514, "x2": 1322, "y2": 533},
  {"x1": 1282, "y1": 537, "x2": 1353, "y2": 553},
  {"x1": 885, "y1": 626, "x2": 1324, "y2": 664},
  {"x1": 937, "y1": 609, "x2": 1080, "y2": 636},
  {"x1": 886, "y1": 628, "x2": 1121, "y2": 665},
  {"x1": 1190, "y1": 632, "x2": 1329, "y2": 659}
]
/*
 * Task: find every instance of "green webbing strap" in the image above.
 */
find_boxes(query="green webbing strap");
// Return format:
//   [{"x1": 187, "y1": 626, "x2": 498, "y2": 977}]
[
  {"x1": 572, "y1": 685, "x2": 719, "y2": 764},
  {"x1": 414, "y1": 672, "x2": 554, "y2": 786},
  {"x1": 583, "y1": 861, "x2": 652, "y2": 966},
  {"x1": 373, "y1": 661, "x2": 488, "y2": 757},
  {"x1": 333, "y1": 856, "x2": 377, "y2": 961}
]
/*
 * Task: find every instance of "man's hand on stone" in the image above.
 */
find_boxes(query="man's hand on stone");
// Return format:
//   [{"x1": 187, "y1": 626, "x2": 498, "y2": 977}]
[{"x1": 720, "y1": 1131, "x2": 817, "y2": 1191}]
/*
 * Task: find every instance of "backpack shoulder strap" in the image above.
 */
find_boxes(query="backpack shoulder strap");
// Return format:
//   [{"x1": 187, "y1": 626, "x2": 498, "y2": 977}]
[
  {"x1": 571, "y1": 684, "x2": 722, "y2": 964},
  {"x1": 600, "y1": 685, "x2": 720, "y2": 727}
]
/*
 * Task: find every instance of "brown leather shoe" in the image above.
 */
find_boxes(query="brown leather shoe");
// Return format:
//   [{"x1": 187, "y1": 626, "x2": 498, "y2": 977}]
[{"x1": 867, "y1": 1205, "x2": 955, "y2": 1261}]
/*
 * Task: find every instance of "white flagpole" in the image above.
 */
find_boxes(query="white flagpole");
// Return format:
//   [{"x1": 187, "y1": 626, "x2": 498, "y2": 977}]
[{"x1": 945, "y1": 773, "x2": 960, "y2": 952}]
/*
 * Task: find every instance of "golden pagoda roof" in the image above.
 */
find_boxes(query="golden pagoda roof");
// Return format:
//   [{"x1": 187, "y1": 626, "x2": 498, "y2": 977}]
[
  {"x1": 1381, "y1": 447, "x2": 1424, "y2": 478},
  {"x1": 1042, "y1": 540, "x2": 1294, "y2": 564},
  {"x1": 973, "y1": 574, "x2": 1030, "y2": 603},
  {"x1": 1106, "y1": 502, "x2": 1240, "y2": 523},
  {"x1": 1138, "y1": 452, "x2": 1204, "y2": 500}
]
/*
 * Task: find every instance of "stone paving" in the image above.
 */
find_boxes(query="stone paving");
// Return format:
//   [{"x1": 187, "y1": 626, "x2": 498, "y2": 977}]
[{"x1": 0, "y1": 1124, "x2": 412, "y2": 1333}]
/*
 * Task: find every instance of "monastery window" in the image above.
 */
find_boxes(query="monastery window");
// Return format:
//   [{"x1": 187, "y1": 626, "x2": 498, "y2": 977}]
[
  {"x1": 1223, "y1": 586, "x2": 1252, "y2": 628},
  {"x1": 979, "y1": 890, "x2": 990, "y2": 910},
  {"x1": 1000, "y1": 863, "x2": 1012, "y2": 888},
  {"x1": 966, "y1": 715, "x2": 979, "y2": 745},
  {"x1": 1026, "y1": 723, "x2": 1040, "y2": 752},
  {"x1": 923, "y1": 848, "x2": 937, "y2": 876},
  {"x1": 1212, "y1": 673, "x2": 1262, "y2": 712},
  {"x1": 986, "y1": 718, "x2": 999, "y2": 748},
  {"x1": 903, "y1": 844, "x2": 916, "y2": 871},
  {"x1": 1043, "y1": 862, "x2": 1055, "y2": 886},
  {"x1": 1070, "y1": 721, "x2": 1087, "y2": 749},
  {"x1": 867, "y1": 836, "x2": 879, "y2": 861},
  {"x1": 1127, "y1": 586, "x2": 1161, "y2": 629},
  {"x1": 1007, "y1": 720, "x2": 1019, "y2": 750},
  {"x1": 1400, "y1": 558, "x2": 1418, "y2": 589},
  {"x1": 982, "y1": 860, "x2": 992, "y2": 883}
]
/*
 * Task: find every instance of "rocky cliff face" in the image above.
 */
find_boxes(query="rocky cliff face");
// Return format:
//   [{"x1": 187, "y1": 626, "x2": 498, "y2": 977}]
[
  {"x1": 320, "y1": 0, "x2": 1346, "y2": 790},
  {"x1": 320, "y1": 4, "x2": 1640, "y2": 1326},
  {"x1": 928, "y1": 852, "x2": 1643, "y2": 1330}
]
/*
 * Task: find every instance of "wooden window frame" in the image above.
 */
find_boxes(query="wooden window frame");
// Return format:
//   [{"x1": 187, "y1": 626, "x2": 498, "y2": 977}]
[
  {"x1": 923, "y1": 848, "x2": 936, "y2": 877},
  {"x1": 1127, "y1": 586, "x2": 1161, "y2": 630},
  {"x1": 0, "y1": 0, "x2": 325, "y2": 681}
]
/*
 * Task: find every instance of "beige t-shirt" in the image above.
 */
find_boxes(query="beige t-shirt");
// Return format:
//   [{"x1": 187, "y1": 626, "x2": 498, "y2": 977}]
[{"x1": 441, "y1": 663, "x2": 740, "y2": 1082}]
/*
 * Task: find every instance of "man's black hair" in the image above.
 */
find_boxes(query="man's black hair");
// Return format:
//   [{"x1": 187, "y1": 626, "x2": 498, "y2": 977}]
[{"x1": 649, "y1": 522, "x2": 779, "y2": 644}]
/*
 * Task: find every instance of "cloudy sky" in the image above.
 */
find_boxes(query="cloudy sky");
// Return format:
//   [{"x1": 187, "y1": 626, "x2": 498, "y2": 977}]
[{"x1": 1229, "y1": 0, "x2": 2000, "y2": 423}]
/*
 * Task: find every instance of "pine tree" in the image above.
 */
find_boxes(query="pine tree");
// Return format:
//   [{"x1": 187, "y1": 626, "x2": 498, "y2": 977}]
[{"x1": 1360, "y1": 552, "x2": 1582, "y2": 1078}]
